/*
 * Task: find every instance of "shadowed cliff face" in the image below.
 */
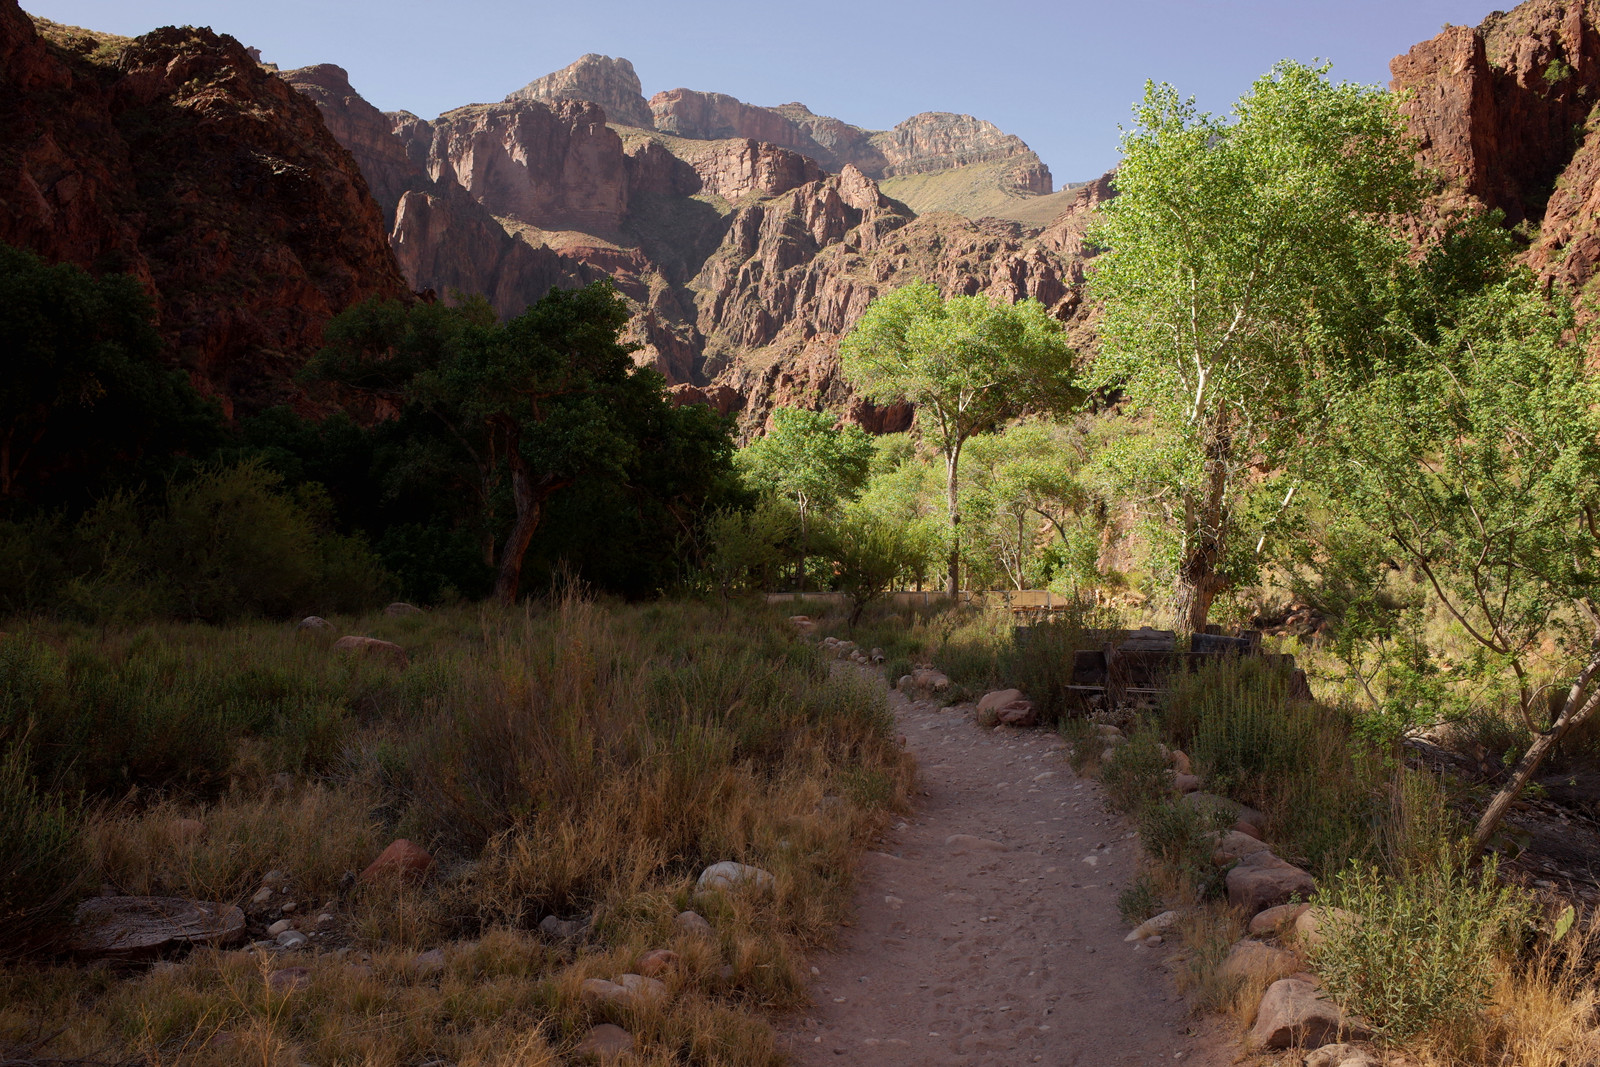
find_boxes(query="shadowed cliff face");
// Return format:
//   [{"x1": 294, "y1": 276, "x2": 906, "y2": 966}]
[
  {"x1": 1391, "y1": 0, "x2": 1600, "y2": 297},
  {"x1": 0, "y1": 6, "x2": 409, "y2": 416}
]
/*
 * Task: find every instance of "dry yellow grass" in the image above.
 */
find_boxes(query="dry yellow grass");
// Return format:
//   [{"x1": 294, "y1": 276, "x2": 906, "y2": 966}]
[{"x1": 0, "y1": 595, "x2": 913, "y2": 1066}]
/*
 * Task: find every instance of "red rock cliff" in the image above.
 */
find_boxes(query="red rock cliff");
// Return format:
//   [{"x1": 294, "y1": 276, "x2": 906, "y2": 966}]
[{"x1": 1, "y1": 7, "x2": 409, "y2": 415}]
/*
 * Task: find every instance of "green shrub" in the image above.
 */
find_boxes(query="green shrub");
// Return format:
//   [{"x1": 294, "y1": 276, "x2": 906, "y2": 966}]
[
  {"x1": 1311, "y1": 846, "x2": 1530, "y2": 1040},
  {"x1": 0, "y1": 744, "x2": 86, "y2": 958},
  {"x1": 1136, "y1": 796, "x2": 1228, "y2": 897},
  {"x1": 1164, "y1": 659, "x2": 1373, "y2": 871},
  {"x1": 1100, "y1": 729, "x2": 1171, "y2": 815},
  {"x1": 1117, "y1": 872, "x2": 1162, "y2": 925}
]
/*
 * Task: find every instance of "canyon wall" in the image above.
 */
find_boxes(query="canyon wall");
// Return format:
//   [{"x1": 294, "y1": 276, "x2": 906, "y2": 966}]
[{"x1": 1, "y1": 6, "x2": 409, "y2": 415}]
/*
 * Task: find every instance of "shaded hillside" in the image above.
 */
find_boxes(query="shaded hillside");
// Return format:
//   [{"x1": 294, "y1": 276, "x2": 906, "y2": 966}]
[{"x1": 1, "y1": 3, "x2": 408, "y2": 416}]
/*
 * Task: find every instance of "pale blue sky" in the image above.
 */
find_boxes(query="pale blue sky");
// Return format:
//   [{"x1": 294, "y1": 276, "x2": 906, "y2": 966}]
[{"x1": 23, "y1": 0, "x2": 1499, "y2": 183}]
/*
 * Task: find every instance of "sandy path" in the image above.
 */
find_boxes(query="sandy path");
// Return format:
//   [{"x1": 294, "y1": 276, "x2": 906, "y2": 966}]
[{"x1": 783, "y1": 679, "x2": 1235, "y2": 1066}]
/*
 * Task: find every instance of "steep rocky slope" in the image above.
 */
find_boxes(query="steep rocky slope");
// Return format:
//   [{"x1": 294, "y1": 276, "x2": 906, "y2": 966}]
[
  {"x1": 1391, "y1": 0, "x2": 1600, "y2": 298},
  {"x1": 1, "y1": 5, "x2": 409, "y2": 415},
  {"x1": 280, "y1": 56, "x2": 1099, "y2": 432}
]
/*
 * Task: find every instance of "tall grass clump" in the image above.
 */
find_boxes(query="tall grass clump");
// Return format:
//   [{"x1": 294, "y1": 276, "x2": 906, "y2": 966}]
[
  {"x1": 1310, "y1": 845, "x2": 1531, "y2": 1041},
  {"x1": 0, "y1": 743, "x2": 86, "y2": 958},
  {"x1": 1164, "y1": 658, "x2": 1373, "y2": 870}
]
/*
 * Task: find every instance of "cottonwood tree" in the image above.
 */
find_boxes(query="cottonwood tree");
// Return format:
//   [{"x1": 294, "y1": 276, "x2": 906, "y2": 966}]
[
  {"x1": 738, "y1": 407, "x2": 874, "y2": 591},
  {"x1": 1317, "y1": 274, "x2": 1600, "y2": 850},
  {"x1": 840, "y1": 281, "x2": 1078, "y2": 594},
  {"x1": 309, "y1": 281, "x2": 652, "y2": 605},
  {"x1": 1089, "y1": 61, "x2": 1419, "y2": 632}
]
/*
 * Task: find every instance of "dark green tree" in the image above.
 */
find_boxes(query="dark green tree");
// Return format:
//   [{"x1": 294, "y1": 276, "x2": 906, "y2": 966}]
[{"x1": 0, "y1": 243, "x2": 220, "y2": 512}]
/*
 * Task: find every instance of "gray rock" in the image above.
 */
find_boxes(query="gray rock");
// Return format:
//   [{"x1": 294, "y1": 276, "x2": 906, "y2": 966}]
[
  {"x1": 1227, "y1": 850, "x2": 1316, "y2": 916},
  {"x1": 574, "y1": 1023, "x2": 633, "y2": 1062},
  {"x1": 539, "y1": 915, "x2": 588, "y2": 940},
  {"x1": 274, "y1": 930, "x2": 308, "y2": 950},
  {"x1": 384, "y1": 602, "x2": 424, "y2": 616},
  {"x1": 1305, "y1": 1043, "x2": 1380, "y2": 1067},
  {"x1": 297, "y1": 616, "x2": 332, "y2": 631},
  {"x1": 266, "y1": 919, "x2": 292, "y2": 936},
  {"x1": 267, "y1": 967, "x2": 311, "y2": 992},
  {"x1": 674, "y1": 910, "x2": 713, "y2": 938},
  {"x1": 411, "y1": 948, "x2": 447, "y2": 977},
  {"x1": 1217, "y1": 939, "x2": 1300, "y2": 986},
  {"x1": 251, "y1": 887, "x2": 274, "y2": 906},
  {"x1": 696, "y1": 861, "x2": 775, "y2": 895}
]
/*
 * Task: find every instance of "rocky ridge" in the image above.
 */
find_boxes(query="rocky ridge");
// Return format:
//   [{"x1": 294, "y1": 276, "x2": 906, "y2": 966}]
[{"x1": 522, "y1": 53, "x2": 1055, "y2": 201}]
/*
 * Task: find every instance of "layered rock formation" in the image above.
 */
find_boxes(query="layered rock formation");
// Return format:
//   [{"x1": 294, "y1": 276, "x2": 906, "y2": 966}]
[
  {"x1": 271, "y1": 51, "x2": 1092, "y2": 432},
  {"x1": 502, "y1": 53, "x2": 1058, "y2": 206},
  {"x1": 1, "y1": 6, "x2": 409, "y2": 415},
  {"x1": 1391, "y1": 0, "x2": 1600, "y2": 296},
  {"x1": 507, "y1": 53, "x2": 654, "y2": 129}
]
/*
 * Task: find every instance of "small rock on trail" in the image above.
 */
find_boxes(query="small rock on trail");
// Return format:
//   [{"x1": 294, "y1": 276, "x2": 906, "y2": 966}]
[{"x1": 784, "y1": 669, "x2": 1231, "y2": 1066}]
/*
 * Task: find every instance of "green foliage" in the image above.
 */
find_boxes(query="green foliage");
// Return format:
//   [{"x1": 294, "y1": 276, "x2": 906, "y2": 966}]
[
  {"x1": 701, "y1": 499, "x2": 797, "y2": 598},
  {"x1": 0, "y1": 742, "x2": 86, "y2": 958},
  {"x1": 1165, "y1": 660, "x2": 1373, "y2": 871},
  {"x1": 1100, "y1": 729, "x2": 1172, "y2": 815},
  {"x1": 1311, "y1": 847, "x2": 1530, "y2": 1040},
  {"x1": 1089, "y1": 61, "x2": 1419, "y2": 628},
  {"x1": 824, "y1": 511, "x2": 934, "y2": 625},
  {"x1": 739, "y1": 408, "x2": 874, "y2": 523},
  {"x1": 0, "y1": 242, "x2": 222, "y2": 514},
  {"x1": 1117, "y1": 872, "x2": 1163, "y2": 925},
  {"x1": 0, "y1": 463, "x2": 391, "y2": 621},
  {"x1": 841, "y1": 281, "x2": 1079, "y2": 590},
  {"x1": 310, "y1": 283, "x2": 736, "y2": 603},
  {"x1": 0, "y1": 617, "x2": 429, "y2": 798}
]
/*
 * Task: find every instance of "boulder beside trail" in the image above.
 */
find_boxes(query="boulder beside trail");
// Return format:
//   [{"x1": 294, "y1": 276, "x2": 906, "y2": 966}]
[
  {"x1": 297, "y1": 616, "x2": 332, "y2": 630},
  {"x1": 1248, "y1": 902, "x2": 1310, "y2": 937},
  {"x1": 68, "y1": 896, "x2": 245, "y2": 960},
  {"x1": 977, "y1": 688, "x2": 1036, "y2": 727},
  {"x1": 696, "y1": 861, "x2": 774, "y2": 894},
  {"x1": 1305, "y1": 1043, "x2": 1381, "y2": 1067},
  {"x1": 1226, "y1": 850, "x2": 1315, "y2": 915},
  {"x1": 574, "y1": 1024, "x2": 634, "y2": 1063},
  {"x1": 674, "y1": 910, "x2": 713, "y2": 938},
  {"x1": 1294, "y1": 906, "x2": 1362, "y2": 952},
  {"x1": 1217, "y1": 939, "x2": 1300, "y2": 987},
  {"x1": 1247, "y1": 978, "x2": 1369, "y2": 1050},
  {"x1": 384, "y1": 602, "x2": 423, "y2": 616}
]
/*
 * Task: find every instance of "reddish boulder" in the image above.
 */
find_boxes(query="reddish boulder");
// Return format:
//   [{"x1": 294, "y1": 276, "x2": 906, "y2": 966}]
[
  {"x1": 360, "y1": 839, "x2": 433, "y2": 884},
  {"x1": 1226, "y1": 850, "x2": 1315, "y2": 916}
]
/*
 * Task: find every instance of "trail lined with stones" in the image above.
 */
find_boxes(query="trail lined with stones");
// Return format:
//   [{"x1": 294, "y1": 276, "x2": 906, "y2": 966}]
[{"x1": 783, "y1": 676, "x2": 1234, "y2": 1066}]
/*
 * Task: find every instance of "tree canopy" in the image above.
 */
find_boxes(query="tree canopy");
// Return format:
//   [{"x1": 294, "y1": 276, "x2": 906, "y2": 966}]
[
  {"x1": 840, "y1": 280, "x2": 1078, "y2": 593},
  {"x1": 1089, "y1": 60, "x2": 1420, "y2": 631}
]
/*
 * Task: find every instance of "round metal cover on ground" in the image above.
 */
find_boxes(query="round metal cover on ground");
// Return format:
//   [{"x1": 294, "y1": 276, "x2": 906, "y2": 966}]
[{"x1": 68, "y1": 896, "x2": 246, "y2": 959}]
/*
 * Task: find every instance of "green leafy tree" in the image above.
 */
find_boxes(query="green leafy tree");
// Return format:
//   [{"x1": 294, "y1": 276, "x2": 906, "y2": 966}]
[
  {"x1": 309, "y1": 282, "x2": 667, "y2": 604},
  {"x1": 840, "y1": 281, "x2": 1079, "y2": 594},
  {"x1": 962, "y1": 422, "x2": 1092, "y2": 590},
  {"x1": 738, "y1": 407, "x2": 874, "y2": 590},
  {"x1": 1089, "y1": 61, "x2": 1419, "y2": 631},
  {"x1": 1315, "y1": 273, "x2": 1600, "y2": 849},
  {"x1": 824, "y1": 510, "x2": 933, "y2": 626}
]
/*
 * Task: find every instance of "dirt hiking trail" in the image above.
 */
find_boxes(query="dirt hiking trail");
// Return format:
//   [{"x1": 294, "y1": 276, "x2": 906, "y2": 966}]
[{"x1": 783, "y1": 676, "x2": 1235, "y2": 1066}]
